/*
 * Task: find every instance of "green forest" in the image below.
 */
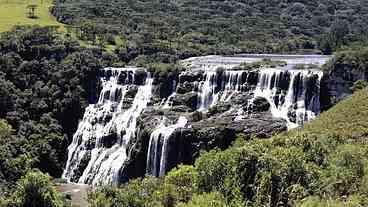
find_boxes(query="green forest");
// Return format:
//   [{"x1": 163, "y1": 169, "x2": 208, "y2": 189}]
[
  {"x1": 0, "y1": 26, "x2": 113, "y2": 201},
  {"x1": 52, "y1": 0, "x2": 368, "y2": 58},
  {"x1": 0, "y1": 0, "x2": 367, "y2": 206}
]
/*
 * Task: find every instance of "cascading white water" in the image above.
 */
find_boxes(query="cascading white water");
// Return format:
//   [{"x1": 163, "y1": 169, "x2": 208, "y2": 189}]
[
  {"x1": 63, "y1": 67, "x2": 153, "y2": 185},
  {"x1": 197, "y1": 70, "x2": 247, "y2": 111},
  {"x1": 163, "y1": 80, "x2": 177, "y2": 109},
  {"x1": 146, "y1": 116, "x2": 188, "y2": 177},
  {"x1": 219, "y1": 70, "x2": 246, "y2": 102},
  {"x1": 194, "y1": 68, "x2": 323, "y2": 128},
  {"x1": 197, "y1": 71, "x2": 218, "y2": 111},
  {"x1": 246, "y1": 68, "x2": 323, "y2": 128}
]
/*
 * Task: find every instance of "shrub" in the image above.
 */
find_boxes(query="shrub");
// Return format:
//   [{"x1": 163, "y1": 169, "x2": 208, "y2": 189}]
[
  {"x1": 165, "y1": 165, "x2": 198, "y2": 203},
  {"x1": 88, "y1": 177, "x2": 163, "y2": 207},
  {"x1": 297, "y1": 195, "x2": 368, "y2": 207},
  {"x1": 176, "y1": 192, "x2": 227, "y2": 207},
  {"x1": 351, "y1": 80, "x2": 368, "y2": 92},
  {"x1": 5, "y1": 170, "x2": 65, "y2": 207},
  {"x1": 321, "y1": 144, "x2": 368, "y2": 197}
]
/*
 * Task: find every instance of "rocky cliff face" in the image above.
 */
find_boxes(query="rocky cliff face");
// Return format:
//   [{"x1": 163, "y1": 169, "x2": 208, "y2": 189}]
[
  {"x1": 63, "y1": 55, "x2": 331, "y2": 185},
  {"x1": 321, "y1": 61, "x2": 368, "y2": 110}
]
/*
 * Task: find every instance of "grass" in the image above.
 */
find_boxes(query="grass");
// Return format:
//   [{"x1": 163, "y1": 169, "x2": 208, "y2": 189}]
[
  {"x1": 0, "y1": 0, "x2": 121, "y2": 53},
  {"x1": 288, "y1": 88, "x2": 368, "y2": 140},
  {"x1": 0, "y1": 0, "x2": 63, "y2": 33}
]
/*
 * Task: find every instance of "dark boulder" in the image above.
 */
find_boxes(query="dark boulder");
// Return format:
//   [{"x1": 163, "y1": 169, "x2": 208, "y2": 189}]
[
  {"x1": 171, "y1": 105, "x2": 193, "y2": 113},
  {"x1": 207, "y1": 102, "x2": 232, "y2": 117},
  {"x1": 246, "y1": 71, "x2": 260, "y2": 86},
  {"x1": 153, "y1": 73, "x2": 179, "y2": 99},
  {"x1": 177, "y1": 82, "x2": 197, "y2": 94},
  {"x1": 99, "y1": 126, "x2": 119, "y2": 148},
  {"x1": 249, "y1": 97, "x2": 270, "y2": 113},
  {"x1": 125, "y1": 85, "x2": 138, "y2": 99},
  {"x1": 232, "y1": 92, "x2": 252, "y2": 105},
  {"x1": 179, "y1": 71, "x2": 203, "y2": 83},
  {"x1": 172, "y1": 92, "x2": 198, "y2": 111},
  {"x1": 133, "y1": 69, "x2": 148, "y2": 85}
]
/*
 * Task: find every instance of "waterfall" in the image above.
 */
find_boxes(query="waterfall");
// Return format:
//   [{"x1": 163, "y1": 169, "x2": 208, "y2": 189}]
[
  {"x1": 197, "y1": 71, "x2": 218, "y2": 111},
  {"x1": 146, "y1": 116, "x2": 188, "y2": 177},
  {"x1": 163, "y1": 80, "x2": 177, "y2": 109},
  {"x1": 63, "y1": 55, "x2": 330, "y2": 184},
  {"x1": 63, "y1": 67, "x2": 153, "y2": 185},
  {"x1": 197, "y1": 70, "x2": 247, "y2": 111},
  {"x1": 194, "y1": 67, "x2": 322, "y2": 129},
  {"x1": 247, "y1": 68, "x2": 323, "y2": 128},
  {"x1": 219, "y1": 70, "x2": 246, "y2": 102}
]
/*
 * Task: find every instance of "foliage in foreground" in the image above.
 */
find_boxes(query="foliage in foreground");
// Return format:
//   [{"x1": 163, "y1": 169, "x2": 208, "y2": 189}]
[
  {"x1": 88, "y1": 88, "x2": 368, "y2": 206},
  {"x1": 0, "y1": 170, "x2": 66, "y2": 207}
]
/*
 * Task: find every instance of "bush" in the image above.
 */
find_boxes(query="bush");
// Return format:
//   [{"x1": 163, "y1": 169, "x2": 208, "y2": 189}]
[
  {"x1": 165, "y1": 165, "x2": 198, "y2": 203},
  {"x1": 321, "y1": 144, "x2": 368, "y2": 197},
  {"x1": 351, "y1": 80, "x2": 368, "y2": 92},
  {"x1": 323, "y1": 47, "x2": 368, "y2": 72},
  {"x1": 176, "y1": 192, "x2": 227, "y2": 207},
  {"x1": 297, "y1": 195, "x2": 368, "y2": 207},
  {"x1": 5, "y1": 170, "x2": 65, "y2": 207},
  {"x1": 88, "y1": 177, "x2": 163, "y2": 207}
]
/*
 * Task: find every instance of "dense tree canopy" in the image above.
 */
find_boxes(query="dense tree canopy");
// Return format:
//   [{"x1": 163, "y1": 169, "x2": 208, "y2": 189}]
[
  {"x1": 0, "y1": 26, "x2": 117, "y2": 194},
  {"x1": 52, "y1": 0, "x2": 368, "y2": 60}
]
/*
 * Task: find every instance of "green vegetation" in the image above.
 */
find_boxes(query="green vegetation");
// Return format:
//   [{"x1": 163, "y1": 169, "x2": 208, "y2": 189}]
[
  {"x1": 0, "y1": 26, "x2": 118, "y2": 197},
  {"x1": 88, "y1": 89, "x2": 368, "y2": 206},
  {"x1": 298, "y1": 196, "x2": 368, "y2": 207},
  {"x1": 0, "y1": 0, "x2": 63, "y2": 32},
  {"x1": 232, "y1": 58, "x2": 288, "y2": 71},
  {"x1": 0, "y1": 0, "x2": 368, "y2": 205},
  {"x1": 0, "y1": 26, "x2": 362, "y2": 206},
  {"x1": 352, "y1": 80, "x2": 368, "y2": 92},
  {"x1": 53, "y1": 0, "x2": 368, "y2": 61},
  {"x1": 293, "y1": 64, "x2": 320, "y2": 70},
  {"x1": 1, "y1": 170, "x2": 67, "y2": 207},
  {"x1": 176, "y1": 192, "x2": 227, "y2": 207},
  {"x1": 323, "y1": 47, "x2": 368, "y2": 72}
]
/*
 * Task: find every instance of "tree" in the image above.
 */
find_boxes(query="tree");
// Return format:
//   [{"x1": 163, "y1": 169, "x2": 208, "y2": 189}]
[
  {"x1": 330, "y1": 20, "x2": 350, "y2": 48},
  {"x1": 176, "y1": 192, "x2": 227, "y2": 207},
  {"x1": 5, "y1": 170, "x2": 65, "y2": 207},
  {"x1": 165, "y1": 165, "x2": 198, "y2": 203},
  {"x1": 26, "y1": 5, "x2": 38, "y2": 19}
]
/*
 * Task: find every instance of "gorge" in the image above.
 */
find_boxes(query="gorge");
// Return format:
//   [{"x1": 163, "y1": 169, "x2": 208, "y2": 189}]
[{"x1": 63, "y1": 54, "x2": 331, "y2": 185}]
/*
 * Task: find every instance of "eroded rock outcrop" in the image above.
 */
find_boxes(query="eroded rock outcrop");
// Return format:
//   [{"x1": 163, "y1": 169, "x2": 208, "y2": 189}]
[{"x1": 322, "y1": 63, "x2": 368, "y2": 110}]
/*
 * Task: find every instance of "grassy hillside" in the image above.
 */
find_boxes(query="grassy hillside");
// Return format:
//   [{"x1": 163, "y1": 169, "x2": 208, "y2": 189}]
[
  {"x1": 0, "y1": 0, "x2": 63, "y2": 32},
  {"x1": 292, "y1": 88, "x2": 368, "y2": 139}
]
